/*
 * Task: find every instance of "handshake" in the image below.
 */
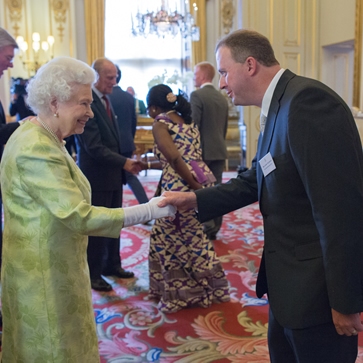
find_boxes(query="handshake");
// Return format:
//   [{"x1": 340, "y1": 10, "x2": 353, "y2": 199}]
[
  {"x1": 124, "y1": 159, "x2": 149, "y2": 174},
  {"x1": 123, "y1": 196, "x2": 177, "y2": 227}
]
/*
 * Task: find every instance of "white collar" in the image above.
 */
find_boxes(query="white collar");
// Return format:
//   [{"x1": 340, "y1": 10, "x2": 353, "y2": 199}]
[
  {"x1": 201, "y1": 82, "x2": 214, "y2": 89},
  {"x1": 92, "y1": 86, "x2": 104, "y2": 100},
  {"x1": 261, "y1": 68, "x2": 285, "y2": 118}
]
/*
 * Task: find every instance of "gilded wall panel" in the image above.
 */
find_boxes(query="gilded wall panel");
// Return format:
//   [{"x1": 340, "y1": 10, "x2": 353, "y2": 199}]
[
  {"x1": 282, "y1": 52, "x2": 301, "y2": 74},
  {"x1": 243, "y1": 0, "x2": 273, "y2": 40},
  {"x1": 283, "y1": 0, "x2": 301, "y2": 47},
  {"x1": 0, "y1": 0, "x2": 75, "y2": 115}
]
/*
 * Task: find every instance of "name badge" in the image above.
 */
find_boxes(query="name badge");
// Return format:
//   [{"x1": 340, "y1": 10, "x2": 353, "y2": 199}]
[{"x1": 259, "y1": 152, "x2": 276, "y2": 177}]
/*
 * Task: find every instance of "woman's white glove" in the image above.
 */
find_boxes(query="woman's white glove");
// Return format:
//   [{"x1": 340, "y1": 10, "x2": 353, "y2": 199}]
[{"x1": 123, "y1": 196, "x2": 177, "y2": 227}]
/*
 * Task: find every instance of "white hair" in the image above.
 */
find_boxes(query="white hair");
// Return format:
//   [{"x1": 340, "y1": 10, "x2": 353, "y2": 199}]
[
  {"x1": 27, "y1": 57, "x2": 96, "y2": 115},
  {"x1": 0, "y1": 27, "x2": 18, "y2": 49}
]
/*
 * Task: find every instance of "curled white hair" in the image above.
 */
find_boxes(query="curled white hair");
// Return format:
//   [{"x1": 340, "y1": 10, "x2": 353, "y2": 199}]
[{"x1": 27, "y1": 56, "x2": 96, "y2": 115}]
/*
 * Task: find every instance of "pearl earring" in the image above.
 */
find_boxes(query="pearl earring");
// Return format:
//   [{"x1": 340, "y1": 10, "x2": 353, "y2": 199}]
[{"x1": 54, "y1": 113, "x2": 59, "y2": 118}]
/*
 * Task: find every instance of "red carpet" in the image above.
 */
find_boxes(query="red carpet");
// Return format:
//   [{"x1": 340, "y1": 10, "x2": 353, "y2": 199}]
[
  {"x1": 2, "y1": 173, "x2": 363, "y2": 361},
  {"x1": 91, "y1": 175, "x2": 363, "y2": 362}
]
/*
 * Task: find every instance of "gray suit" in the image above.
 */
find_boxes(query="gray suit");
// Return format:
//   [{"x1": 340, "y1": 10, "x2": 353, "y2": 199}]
[{"x1": 190, "y1": 84, "x2": 228, "y2": 239}]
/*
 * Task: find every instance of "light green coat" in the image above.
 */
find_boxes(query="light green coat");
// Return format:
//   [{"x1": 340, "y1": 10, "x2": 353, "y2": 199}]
[{"x1": 0, "y1": 121, "x2": 124, "y2": 363}]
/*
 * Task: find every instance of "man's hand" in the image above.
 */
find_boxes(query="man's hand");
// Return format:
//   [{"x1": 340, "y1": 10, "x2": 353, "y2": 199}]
[
  {"x1": 134, "y1": 160, "x2": 148, "y2": 170},
  {"x1": 331, "y1": 309, "x2": 363, "y2": 336},
  {"x1": 157, "y1": 191, "x2": 197, "y2": 211},
  {"x1": 124, "y1": 158, "x2": 142, "y2": 174}
]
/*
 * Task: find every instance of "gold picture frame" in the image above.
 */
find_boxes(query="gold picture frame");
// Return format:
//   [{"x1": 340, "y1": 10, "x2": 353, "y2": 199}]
[{"x1": 353, "y1": 0, "x2": 363, "y2": 108}]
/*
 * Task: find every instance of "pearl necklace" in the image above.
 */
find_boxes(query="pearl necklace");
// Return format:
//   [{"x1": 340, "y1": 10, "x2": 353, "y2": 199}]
[
  {"x1": 37, "y1": 117, "x2": 67, "y2": 153},
  {"x1": 166, "y1": 110, "x2": 176, "y2": 115}
]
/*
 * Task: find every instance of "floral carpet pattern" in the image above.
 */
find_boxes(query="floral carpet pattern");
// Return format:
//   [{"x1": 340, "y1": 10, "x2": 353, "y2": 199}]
[
  {"x1": 2, "y1": 172, "x2": 363, "y2": 361},
  {"x1": 92, "y1": 174, "x2": 270, "y2": 362},
  {"x1": 93, "y1": 173, "x2": 363, "y2": 362}
]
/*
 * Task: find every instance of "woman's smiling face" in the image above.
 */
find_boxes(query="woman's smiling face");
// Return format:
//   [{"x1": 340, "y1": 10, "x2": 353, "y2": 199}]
[{"x1": 55, "y1": 83, "x2": 94, "y2": 139}]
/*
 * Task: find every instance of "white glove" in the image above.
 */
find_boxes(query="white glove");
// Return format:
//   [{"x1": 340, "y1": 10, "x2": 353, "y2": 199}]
[{"x1": 123, "y1": 196, "x2": 177, "y2": 227}]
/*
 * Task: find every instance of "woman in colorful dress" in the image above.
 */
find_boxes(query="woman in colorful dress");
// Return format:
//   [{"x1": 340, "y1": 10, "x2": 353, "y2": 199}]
[
  {"x1": 145, "y1": 84, "x2": 230, "y2": 313},
  {"x1": 0, "y1": 57, "x2": 176, "y2": 363}
]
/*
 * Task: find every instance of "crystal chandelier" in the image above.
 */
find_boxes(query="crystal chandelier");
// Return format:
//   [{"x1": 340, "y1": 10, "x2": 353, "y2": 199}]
[{"x1": 131, "y1": 0, "x2": 200, "y2": 40}]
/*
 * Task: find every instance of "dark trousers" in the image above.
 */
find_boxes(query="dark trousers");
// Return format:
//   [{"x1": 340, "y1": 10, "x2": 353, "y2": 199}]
[
  {"x1": 268, "y1": 308, "x2": 358, "y2": 363},
  {"x1": 87, "y1": 189, "x2": 123, "y2": 279},
  {"x1": 203, "y1": 159, "x2": 225, "y2": 238},
  {"x1": 122, "y1": 152, "x2": 148, "y2": 205}
]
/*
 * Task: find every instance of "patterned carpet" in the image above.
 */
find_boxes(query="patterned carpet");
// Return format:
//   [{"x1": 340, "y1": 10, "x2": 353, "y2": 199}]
[
  {"x1": 93, "y1": 172, "x2": 270, "y2": 362},
  {"x1": 1, "y1": 172, "x2": 363, "y2": 361},
  {"x1": 94, "y1": 172, "x2": 363, "y2": 362}
]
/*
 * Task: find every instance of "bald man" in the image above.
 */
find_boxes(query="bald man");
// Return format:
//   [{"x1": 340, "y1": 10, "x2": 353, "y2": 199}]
[{"x1": 76, "y1": 58, "x2": 141, "y2": 291}]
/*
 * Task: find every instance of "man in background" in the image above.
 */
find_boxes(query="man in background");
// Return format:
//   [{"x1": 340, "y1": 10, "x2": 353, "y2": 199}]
[
  {"x1": 0, "y1": 27, "x2": 22, "y2": 327},
  {"x1": 190, "y1": 61, "x2": 229, "y2": 240},
  {"x1": 160, "y1": 29, "x2": 363, "y2": 362},
  {"x1": 126, "y1": 86, "x2": 147, "y2": 115},
  {"x1": 76, "y1": 58, "x2": 140, "y2": 292},
  {"x1": 109, "y1": 65, "x2": 149, "y2": 205}
]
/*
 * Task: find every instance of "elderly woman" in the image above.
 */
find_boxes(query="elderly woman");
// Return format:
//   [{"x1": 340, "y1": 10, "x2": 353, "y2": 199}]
[{"x1": 0, "y1": 57, "x2": 176, "y2": 362}]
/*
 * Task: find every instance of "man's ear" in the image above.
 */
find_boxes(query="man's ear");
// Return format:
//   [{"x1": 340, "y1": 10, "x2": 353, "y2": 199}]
[{"x1": 246, "y1": 57, "x2": 258, "y2": 75}]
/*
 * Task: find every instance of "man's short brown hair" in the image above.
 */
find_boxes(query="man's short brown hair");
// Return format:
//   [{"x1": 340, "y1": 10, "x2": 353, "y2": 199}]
[{"x1": 216, "y1": 29, "x2": 279, "y2": 67}]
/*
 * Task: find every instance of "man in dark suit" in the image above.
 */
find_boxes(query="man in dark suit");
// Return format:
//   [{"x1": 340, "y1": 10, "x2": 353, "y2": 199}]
[
  {"x1": 109, "y1": 66, "x2": 148, "y2": 205},
  {"x1": 0, "y1": 27, "x2": 22, "y2": 327},
  {"x1": 190, "y1": 61, "x2": 228, "y2": 240},
  {"x1": 76, "y1": 58, "x2": 141, "y2": 292},
  {"x1": 159, "y1": 29, "x2": 363, "y2": 362},
  {"x1": 0, "y1": 28, "x2": 22, "y2": 263}
]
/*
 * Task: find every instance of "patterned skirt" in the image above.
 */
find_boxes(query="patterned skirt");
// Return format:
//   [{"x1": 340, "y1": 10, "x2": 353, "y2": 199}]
[{"x1": 149, "y1": 207, "x2": 230, "y2": 313}]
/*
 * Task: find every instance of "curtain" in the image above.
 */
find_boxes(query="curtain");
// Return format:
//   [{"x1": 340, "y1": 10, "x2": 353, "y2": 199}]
[
  {"x1": 84, "y1": 0, "x2": 105, "y2": 65},
  {"x1": 191, "y1": 0, "x2": 207, "y2": 68}
]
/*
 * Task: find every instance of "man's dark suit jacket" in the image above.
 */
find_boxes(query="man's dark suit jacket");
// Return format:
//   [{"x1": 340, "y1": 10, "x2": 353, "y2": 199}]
[
  {"x1": 0, "y1": 101, "x2": 19, "y2": 159},
  {"x1": 76, "y1": 91, "x2": 127, "y2": 191},
  {"x1": 0, "y1": 100, "x2": 20, "y2": 266},
  {"x1": 190, "y1": 84, "x2": 229, "y2": 161},
  {"x1": 195, "y1": 70, "x2": 363, "y2": 330},
  {"x1": 108, "y1": 86, "x2": 136, "y2": 155}
]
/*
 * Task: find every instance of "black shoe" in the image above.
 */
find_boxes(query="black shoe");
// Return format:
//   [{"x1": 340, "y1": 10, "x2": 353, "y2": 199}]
[
  {"x1": 103, "y1": 267, "x2": 135, "y2": 279},
  {"x1": 91, "y1": 277, "x2": 113, "y2": 292}
]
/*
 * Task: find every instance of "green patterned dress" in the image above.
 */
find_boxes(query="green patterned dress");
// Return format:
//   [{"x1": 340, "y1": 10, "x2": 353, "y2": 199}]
[{"x1": 0, "y1": 120, "x2": 124, "y2": 362}]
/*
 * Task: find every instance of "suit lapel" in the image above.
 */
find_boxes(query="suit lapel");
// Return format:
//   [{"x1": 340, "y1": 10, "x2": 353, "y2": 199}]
[
  {"x1": 0, "y1": 101, "x2": 5, "y2": 125},
  {"x1": 257, "y1": 69, "x2": 296, "y2": 199},
  {"x1": 92, "y1": 91, "x2": 119, "y2": 141}
]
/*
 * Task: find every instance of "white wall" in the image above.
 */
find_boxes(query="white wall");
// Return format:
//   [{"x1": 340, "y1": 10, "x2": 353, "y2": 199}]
[{"x1": 319, "y1": 0, "x2": 355, "y2": 46}]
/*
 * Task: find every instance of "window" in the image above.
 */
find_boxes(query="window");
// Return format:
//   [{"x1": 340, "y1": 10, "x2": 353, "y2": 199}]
[{"x1": 105, "y1": 0, "x2": 190, "y2": 104}]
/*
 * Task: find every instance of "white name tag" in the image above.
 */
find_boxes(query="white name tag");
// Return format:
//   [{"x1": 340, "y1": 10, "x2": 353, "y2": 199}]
[{"x1": 259, "y1": 152, "x2": 276, "y2": 177}]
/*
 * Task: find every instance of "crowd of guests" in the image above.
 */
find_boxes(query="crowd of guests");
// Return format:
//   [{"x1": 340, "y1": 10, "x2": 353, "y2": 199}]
[{"x1": 1, "y1": 24, "x2": 363, "y2": 363}]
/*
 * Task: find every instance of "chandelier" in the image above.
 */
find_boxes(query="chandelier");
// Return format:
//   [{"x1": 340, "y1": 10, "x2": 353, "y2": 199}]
[{"x1": 131, "y1": 0, "x2": 200, "y2": 40}]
